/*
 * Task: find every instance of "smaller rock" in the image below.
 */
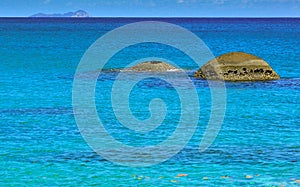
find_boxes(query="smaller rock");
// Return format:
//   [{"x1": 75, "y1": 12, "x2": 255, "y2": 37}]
[{"x1": 123, "y1": 61, "x2": 180, "y2": 72}]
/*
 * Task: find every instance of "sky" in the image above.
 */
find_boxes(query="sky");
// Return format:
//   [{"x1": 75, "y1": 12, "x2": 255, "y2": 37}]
[{"x1": 0, "y1": 0, "x2": 300, "y2": 17}]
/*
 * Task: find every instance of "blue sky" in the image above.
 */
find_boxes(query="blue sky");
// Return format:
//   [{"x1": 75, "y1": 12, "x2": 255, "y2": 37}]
[{"x1": 0, "y1": 0, "x2": 300, "y2": 17}]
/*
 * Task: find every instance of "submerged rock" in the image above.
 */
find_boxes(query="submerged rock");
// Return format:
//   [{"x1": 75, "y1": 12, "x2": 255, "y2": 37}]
[
  {"x1": 123, "y1": 61, "x2": 180, "y2": 72},
  {"x1": 194, "y1": 52, "x2": 280, "y2": 81}
]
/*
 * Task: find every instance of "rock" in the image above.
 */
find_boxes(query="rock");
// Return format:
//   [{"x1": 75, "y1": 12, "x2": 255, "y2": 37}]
[
  {"x1": 123, "y1": 61, "x2": 180, "y2": 72},
  {"x1": 194, "y1": 52, "x2": 280, "y2": 81}
]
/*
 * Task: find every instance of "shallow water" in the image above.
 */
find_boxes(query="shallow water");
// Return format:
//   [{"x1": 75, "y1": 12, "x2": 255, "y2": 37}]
[{"x1": 0, "y1": 18, "x2": 299, "y2": 186}]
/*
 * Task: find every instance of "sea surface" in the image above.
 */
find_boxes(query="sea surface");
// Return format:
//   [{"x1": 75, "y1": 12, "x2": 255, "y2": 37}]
[{"x1": 0, "y1": 18, "x2": 299, "y2": 186}]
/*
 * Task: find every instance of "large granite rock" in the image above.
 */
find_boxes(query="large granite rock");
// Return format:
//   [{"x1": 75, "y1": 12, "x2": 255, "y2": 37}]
[
  {"x1": 123, "y1": 61, "x2": 180, "y2": 72},
  {"x1": 194, "y1": 52, "x2": 280, "y2": 81}
]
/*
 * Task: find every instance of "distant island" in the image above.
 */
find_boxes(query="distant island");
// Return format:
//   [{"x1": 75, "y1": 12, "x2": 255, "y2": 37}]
[{"x1": 30, "y1": 10, "x2": 89, "y2": 18}]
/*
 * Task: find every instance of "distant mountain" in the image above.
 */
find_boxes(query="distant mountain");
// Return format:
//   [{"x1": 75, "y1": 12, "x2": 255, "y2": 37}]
[{"x1": 30, "y1": 10, "x2": 89, "y2": 18}]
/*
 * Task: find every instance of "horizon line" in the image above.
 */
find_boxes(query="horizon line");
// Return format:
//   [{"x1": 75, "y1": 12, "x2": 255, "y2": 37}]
[{"x1": 1, "y1": 16, "x2": 300, "y2": 18}]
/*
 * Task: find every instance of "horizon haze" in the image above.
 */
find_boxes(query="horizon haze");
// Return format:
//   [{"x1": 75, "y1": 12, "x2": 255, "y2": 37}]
[{"x1": 0, "y1": 0, "x2": 300, "y2": 17}]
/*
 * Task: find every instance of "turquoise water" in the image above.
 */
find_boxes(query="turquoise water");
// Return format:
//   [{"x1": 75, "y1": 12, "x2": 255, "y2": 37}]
[{"x1": 0, "y1": 18, "x2": 299, "y2": 186}]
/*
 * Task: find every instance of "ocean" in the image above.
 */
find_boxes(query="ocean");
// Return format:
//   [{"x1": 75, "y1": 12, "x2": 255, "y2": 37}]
[{"x1": 0, "y1": 18, "x2": 299, "y2": 186}]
